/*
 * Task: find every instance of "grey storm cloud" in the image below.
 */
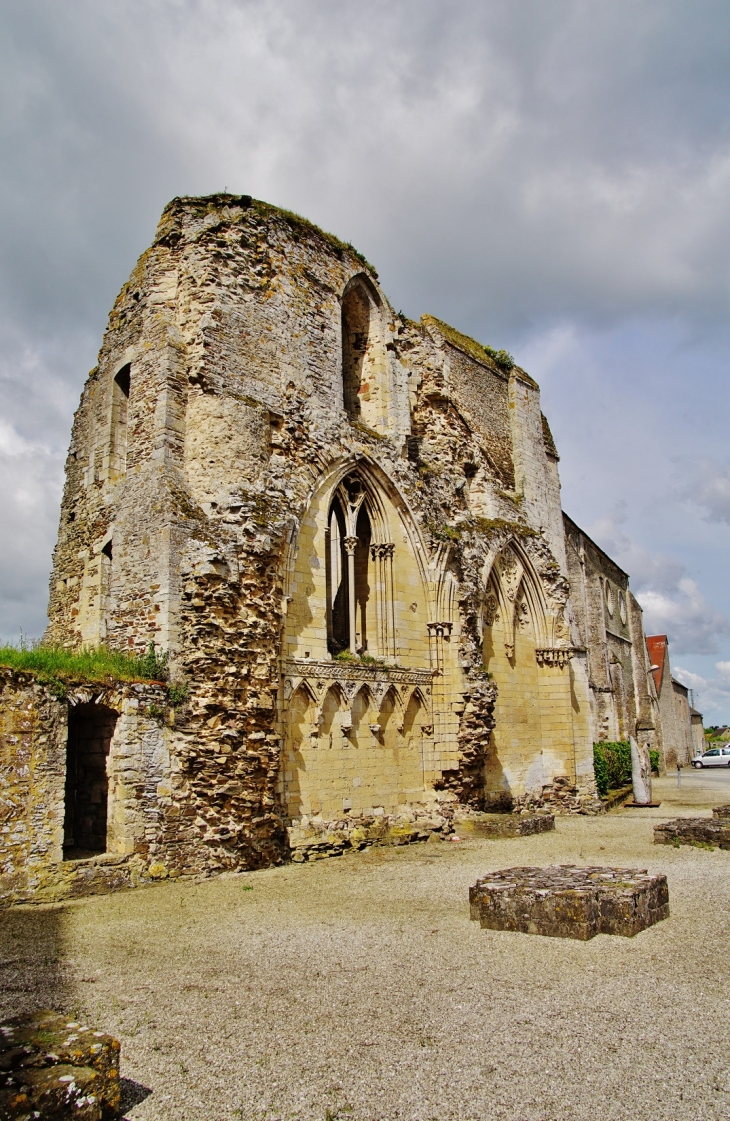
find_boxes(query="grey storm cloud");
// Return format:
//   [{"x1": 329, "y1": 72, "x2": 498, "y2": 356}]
[{"x1": 3, "y1": 0, "x2": 730, "y2": 669}]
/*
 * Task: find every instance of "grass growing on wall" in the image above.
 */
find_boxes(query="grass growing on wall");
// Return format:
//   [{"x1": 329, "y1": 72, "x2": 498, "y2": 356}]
[{"x1": 0, "y1": 640, "x2": 170, "y2": 683}]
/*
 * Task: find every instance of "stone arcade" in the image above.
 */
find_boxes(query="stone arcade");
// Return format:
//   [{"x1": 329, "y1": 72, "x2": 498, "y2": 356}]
[{"x1": 0, "y1": 194, "x2": 665, "y2": 902}]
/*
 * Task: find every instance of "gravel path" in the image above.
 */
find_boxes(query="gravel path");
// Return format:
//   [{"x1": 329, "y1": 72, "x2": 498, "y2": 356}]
[{"x1": 2, "y1": 771, "x2": 730, "y2": 1121}]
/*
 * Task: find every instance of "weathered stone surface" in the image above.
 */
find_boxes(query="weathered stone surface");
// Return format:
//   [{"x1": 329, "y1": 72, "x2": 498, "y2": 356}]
[
  {"x1": 469, "y1": 864, "x2": 669, "y2": 939},
  {"x1": 4, "y1": 191, "x2": 669, "y2": 904},
  {"x1": 454, "y1": 810, "x2": 555, "y2": 838},
  {"x1": 654, "y1": 816, "x2": 730, "y2": 850},
  {"x1": 713, "y1": 802, "x2": 730, "y2": 820},
  {"x1": 0, "y1": 668, "x2": 173, "y2": 906},
  {"x1": 0, "y1": 1010, "x2": 120, "y2": 1119}
]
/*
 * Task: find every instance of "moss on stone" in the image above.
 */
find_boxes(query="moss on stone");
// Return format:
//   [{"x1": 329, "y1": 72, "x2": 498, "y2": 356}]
[
  {"x1": 421, "y1": 315, "x2": 515, "y2": 373},
  {"x1": 469, "y1": 517, "x2": 539, "y2": 540}
]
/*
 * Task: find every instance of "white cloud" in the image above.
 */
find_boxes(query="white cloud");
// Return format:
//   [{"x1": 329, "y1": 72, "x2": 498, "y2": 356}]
[
  {"x1": 3, "y1": 1, "x2": 730, "y2": 643},
  {"x1": 674, "y1": 662, "x2": 730, "y2": 722},
  {"x1": 681, "y1": 459, "x2": 730, "y2": 526},
  {"x1": 589, "y1": 512, "x2": 730, "y2": 655}
]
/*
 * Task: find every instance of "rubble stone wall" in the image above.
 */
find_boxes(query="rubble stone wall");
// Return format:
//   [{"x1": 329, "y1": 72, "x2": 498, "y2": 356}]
[
  {"x1": 32, "y1": 193, "x2": 609, "y2": 893},
  {"x1": 0, "y1": 669, "x2": 172, "y2": 904}
]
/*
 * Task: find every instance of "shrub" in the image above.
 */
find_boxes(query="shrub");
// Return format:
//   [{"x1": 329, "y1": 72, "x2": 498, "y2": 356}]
[
  {"x1": 649, "y1": 749, "x2": 660, "y2": 775},
  {"x1": 483, "y1": 345, "x2": 515, "y2": 372},
  {"x1": 168, "y1": 681, "x2": 190, "y2": 706},
  {"x1": 593, "y1": 740, "x2": 633, "y2": 795},
  {"x1": 593, "y1": 744, "x2": 609, "y2": 796}
]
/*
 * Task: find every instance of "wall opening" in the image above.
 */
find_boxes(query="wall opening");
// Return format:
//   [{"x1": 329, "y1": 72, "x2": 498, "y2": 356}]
[
  {"x1": 342, "y1": 285, "x2": 370, "y2": 419},
  {"x1": 110, "y1": 363, "x2": 131, "y2": 474},
  {"x1": 327, "y1": 501, "x2": 349, "y2": 654},
  {"x1": 63, "y1": 703, "x2": 118, "y2": 858},
  {"x1": 354, "y1": 502, "x2": 372, "y2": 653},
  {"x1": 326, "y1": 478, "x2": 373, "y2": 655},
  {"x1": 341, "y1": 279, "x2": 386, "y2": 428}
]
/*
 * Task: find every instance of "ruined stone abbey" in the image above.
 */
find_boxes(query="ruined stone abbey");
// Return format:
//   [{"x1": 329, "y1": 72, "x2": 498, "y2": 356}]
[{"x1": 1, "y1": 194, "x2": 668, "y2": 901}]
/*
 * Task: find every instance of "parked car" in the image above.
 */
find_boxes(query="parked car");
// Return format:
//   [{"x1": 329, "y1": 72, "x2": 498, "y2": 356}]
[{"x1": 692, "y1": 746, "x2": 730, "y2": 768}]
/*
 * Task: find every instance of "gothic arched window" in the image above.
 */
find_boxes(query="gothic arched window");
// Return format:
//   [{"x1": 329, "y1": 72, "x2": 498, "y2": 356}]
[{"x1": 341, "y1": 278, "x2": 387, "y2": 429}]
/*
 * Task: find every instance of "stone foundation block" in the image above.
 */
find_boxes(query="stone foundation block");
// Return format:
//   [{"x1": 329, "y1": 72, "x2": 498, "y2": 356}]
[
  {"x1": 654, "y1": 817, "x2": 730, "y2": 850},
  {"x1": 713, "y1": 803, "x2": 730, "y2": 820},
  {"x1": 455, "y1": 811, "x2": 554, "y2": 839},
  {"x1": 0, "y1": 1010, "x2": 121, "y2": 1119},
  {"x1": 469, "y1": 864, "x2": 669, "y2": 940}
]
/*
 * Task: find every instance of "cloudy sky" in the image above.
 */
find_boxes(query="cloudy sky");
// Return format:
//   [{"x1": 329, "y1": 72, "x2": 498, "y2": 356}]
[{"x1": 2, "y1": 0, "x2": 730, "y2": 718}]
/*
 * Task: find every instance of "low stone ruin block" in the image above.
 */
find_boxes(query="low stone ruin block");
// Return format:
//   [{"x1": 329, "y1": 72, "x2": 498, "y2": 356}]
[
  {"x1": 455, "y1": 812, "x2": 555, "y2": 839},
  {"x1": 713, "y1": 803, "x2": 730, "y2": 820},
  {"x1": 654, "y1": 816, "x2": 730, "y2": 850},
  {"x1": 469, "y1": 864, "x2": 669, "y2": 940},
  {"x1": 0, "y1": 1010, "x2": 121, "y2": 1119}
]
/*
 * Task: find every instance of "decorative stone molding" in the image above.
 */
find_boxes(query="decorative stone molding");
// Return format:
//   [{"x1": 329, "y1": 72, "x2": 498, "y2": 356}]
[
  {"x1": 343, "y1": 535, "x2": 359, "y2": 556},
  {"x1": 535, "y1": 647, "x2": 574, "y2": 669},
  {"x1": 283, "y1": 658, "x2": 433, "y2": 689},
  {"x1": 426, "y1": 621, "x2": 453, "y2": 639}
]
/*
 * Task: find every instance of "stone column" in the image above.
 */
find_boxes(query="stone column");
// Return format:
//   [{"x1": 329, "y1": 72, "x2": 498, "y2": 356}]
[
  {"x1": 427, "y1": 621, "x2": 453, "y2": 674},
  {"x1": 370, "y1": 542, "x2": 396, "y2": 660},
  {"x1": 344, "y1": 535, "x2": 358, "y2": 654}
]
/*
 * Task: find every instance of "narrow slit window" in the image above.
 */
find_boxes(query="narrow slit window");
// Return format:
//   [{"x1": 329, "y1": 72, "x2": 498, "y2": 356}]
[{"x1": 110, "y1": 364, "x2": 131, "y2": 473}]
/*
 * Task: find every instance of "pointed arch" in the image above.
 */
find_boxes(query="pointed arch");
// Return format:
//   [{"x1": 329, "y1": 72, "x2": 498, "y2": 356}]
[
  {"x1": 481, "y1": 537, "x2": 551, "y2": 650},
  {"x1": 376, "y1": 685, "x2": 401, "y2": 747},
  {"x1": 283, "y1": 453, "x2": 434, "y2": 665},
  {"x1": 402, "y1": 689, "x2": 428, "y2": 743},
  {"x1": 341, "y1": 274, "x2": 388, "y2": 428},
  {"x1": 319, "y1": 683, "x2": 343, "y2": 737}
]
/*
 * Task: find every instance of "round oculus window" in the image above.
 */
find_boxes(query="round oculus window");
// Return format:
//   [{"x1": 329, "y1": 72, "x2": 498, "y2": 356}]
[{"x1": 605, "y1": 582, "x2": 614, "y2": 616}]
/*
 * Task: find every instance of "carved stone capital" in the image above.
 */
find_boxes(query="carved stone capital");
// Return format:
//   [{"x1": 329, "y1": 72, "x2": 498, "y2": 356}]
[
  {"x1": 343, "y1": 535, "x2": 359, "y2": 556},
  {"x1": 427, "y1": 621, "x2": 453, "y2": 639}
]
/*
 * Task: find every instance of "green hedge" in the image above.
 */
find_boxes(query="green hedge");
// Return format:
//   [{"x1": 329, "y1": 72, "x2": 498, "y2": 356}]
[
  {"x1": 594, "y1": 741, "x2": 660, "y2": 796},
  {"x1": 593, "y1": 741, "x2": 632, "y2": 796}
]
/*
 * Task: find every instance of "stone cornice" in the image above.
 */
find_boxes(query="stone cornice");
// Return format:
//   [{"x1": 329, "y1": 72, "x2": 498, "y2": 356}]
[{"x1": 283, "y1": 658, "x2": 433, "y2": 686}]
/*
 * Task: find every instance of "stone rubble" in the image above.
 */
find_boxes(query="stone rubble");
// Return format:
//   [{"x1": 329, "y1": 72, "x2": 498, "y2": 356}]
[
  {"x1": 469, "y1": 864, "x2": 669, "y2": 940},
  {"x1": 654, "y1": 810, "x2": 730, "y2": 850},
  {"x1": 454, "y1": 809, "x2": 555, "y2": 838},
  {"x1": 0, "y1": 1010, "x2": 121, "y2": 1120}
]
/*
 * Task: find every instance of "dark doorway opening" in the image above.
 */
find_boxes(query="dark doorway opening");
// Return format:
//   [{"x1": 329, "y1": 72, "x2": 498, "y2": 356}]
[{"x1": 63, "y1": 703, "x2": 118, "y2": 859}]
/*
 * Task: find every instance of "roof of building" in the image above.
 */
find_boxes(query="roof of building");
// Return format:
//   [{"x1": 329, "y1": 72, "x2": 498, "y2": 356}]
[
  {"x1": 671, "y1": 676, "x2": 689, "y2": 698},
  {"x1": 646, "y1": 634, "x2": 668, "y2": 693},
  {"x1": 561, "y1": 513, "x2": 630, "y2": 581}
]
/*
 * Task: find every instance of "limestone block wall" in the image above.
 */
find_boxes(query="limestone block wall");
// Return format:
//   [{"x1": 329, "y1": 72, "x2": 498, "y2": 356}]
[
  {"x1": 40, "y1": 192, "x2": 603, "y2": 881},
  {"x1": 563, "y1": 516, "x2": 661, "y2": 759}
]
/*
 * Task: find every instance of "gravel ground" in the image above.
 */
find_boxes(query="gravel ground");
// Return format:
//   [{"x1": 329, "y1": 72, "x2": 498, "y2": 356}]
[{"x1": 2, "y1": 770, "x2": 730, "y2": 1121}]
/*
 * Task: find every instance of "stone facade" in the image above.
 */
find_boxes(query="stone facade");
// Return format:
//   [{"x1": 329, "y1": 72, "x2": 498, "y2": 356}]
[
  {"x1": 2, "y1": 193, "x2": 674, "y2": 899},
  {"x1": 646, "y1": 635, "x2": 698, "y2": 767},
  {"x1": 563, "y1": 517, "x2": 663, "y2": 765}
]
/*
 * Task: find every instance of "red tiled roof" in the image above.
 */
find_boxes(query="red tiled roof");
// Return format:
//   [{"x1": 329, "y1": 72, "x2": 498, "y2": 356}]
[{"x1": 646, "y1": 635, "x2": 668, "y2": 694}]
